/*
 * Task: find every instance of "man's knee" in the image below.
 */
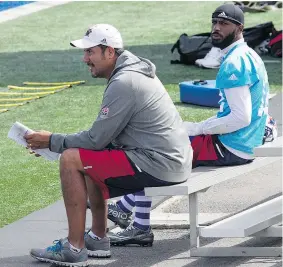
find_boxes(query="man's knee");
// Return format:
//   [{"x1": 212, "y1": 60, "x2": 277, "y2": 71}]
[{"x1": 60, "y1": 148, "x2": 83, "y2": 169}]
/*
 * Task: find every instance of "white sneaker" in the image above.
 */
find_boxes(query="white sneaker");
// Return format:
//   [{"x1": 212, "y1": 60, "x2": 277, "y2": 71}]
[
  {"x1": 195, "y1": 47, "x2": 222, "y2": 69},
  {"x1": 254, "y1": 39, "x2": 270, "y2": 55}
]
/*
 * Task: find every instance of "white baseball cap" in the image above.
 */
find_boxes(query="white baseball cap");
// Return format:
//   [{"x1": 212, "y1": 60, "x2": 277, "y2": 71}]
[{"x1": 70, "y1": 24, "x2": 123, "y2": 49}]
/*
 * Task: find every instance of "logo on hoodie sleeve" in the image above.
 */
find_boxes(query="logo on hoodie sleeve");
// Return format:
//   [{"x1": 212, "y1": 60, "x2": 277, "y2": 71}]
[{"x1": 100, "y1": 107, "x2": 109, "y2": 118}]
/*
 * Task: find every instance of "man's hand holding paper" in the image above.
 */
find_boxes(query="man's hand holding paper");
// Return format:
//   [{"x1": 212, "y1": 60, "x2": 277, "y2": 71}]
[
  {"x1": 25, "y1": 131, "x2": 52, "y2": 150},
  {"x1": 8, "y1": 122, "x2": 60, "y2": 161}
]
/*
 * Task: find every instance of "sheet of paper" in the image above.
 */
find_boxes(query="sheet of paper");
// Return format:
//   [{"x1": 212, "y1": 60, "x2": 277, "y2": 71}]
[{"x1": 8, "y1": 122, "x2": 60, "y2": 161}]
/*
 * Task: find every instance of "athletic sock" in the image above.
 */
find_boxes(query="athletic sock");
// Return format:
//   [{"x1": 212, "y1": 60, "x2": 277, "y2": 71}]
[
  {"x1": 133, "y1": 190, "x2": 152, "y2": 231},
  {"x1": 117, "y1": 194, "x2": 135, "y2": 213},
  {"x1": 68, "y1": 242, "x2": 82, "y2": 253},
  {"x1": 88, "y1": 230, "x2": 102, "y2": 240}
]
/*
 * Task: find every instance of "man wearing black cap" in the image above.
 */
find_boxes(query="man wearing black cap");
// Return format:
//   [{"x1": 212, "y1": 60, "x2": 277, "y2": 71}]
[
  {"x1": 186, "y1": 3, "x2": 269, "y2": 167},
  {"x1": 196, "y1": 4, "x2": 245, "y2": 68},
  {"x1": 211, "y1": 3, "x2": 244, "y2": 49}
]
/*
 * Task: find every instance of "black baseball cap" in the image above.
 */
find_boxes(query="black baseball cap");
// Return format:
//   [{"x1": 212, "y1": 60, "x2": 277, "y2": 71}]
[{"x1": 212, "y1": 4, "x2": 244, "y2": 25}]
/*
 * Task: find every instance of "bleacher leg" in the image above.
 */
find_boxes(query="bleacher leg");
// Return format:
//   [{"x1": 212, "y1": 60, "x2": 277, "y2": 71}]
[{"x1": 189, "y1": 192, "x2": 199, "y2": 255}]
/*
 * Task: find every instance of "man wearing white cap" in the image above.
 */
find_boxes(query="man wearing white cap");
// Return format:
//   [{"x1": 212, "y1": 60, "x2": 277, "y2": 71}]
[{"x1": 26, "y1": 24, "x2": 192, "y2": 266}]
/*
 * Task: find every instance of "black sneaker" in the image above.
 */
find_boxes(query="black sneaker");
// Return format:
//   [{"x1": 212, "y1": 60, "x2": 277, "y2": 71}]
[
  {"x1": 108, "y1": 224, "x2": 154, "y2": 247},
  {"x1": 107, "y1": 202, "x2": 132, "y2": 229}
]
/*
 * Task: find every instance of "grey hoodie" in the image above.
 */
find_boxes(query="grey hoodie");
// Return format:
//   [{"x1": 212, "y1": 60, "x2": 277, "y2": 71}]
[{"x1": 50, "y1": 50, "x2": 193, "y2": 183}]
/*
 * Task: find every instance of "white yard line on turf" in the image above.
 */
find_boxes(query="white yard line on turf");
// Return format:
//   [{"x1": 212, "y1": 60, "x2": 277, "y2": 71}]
[{"x1": 0, "y1": 1, "x2": 70, "y2": 24}]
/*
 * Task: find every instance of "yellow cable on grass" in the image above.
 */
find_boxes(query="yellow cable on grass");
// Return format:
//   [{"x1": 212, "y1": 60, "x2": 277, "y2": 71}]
[
  {"x1": 0, "y1": 97, "x2": 39, "y2": 102},
  {"x1": 0, "y1": 109, "x2": 8, "y2": 113},
  {"x1": 8, "y1": 85, "x2": 70, "y2": 90},
  {"x1": 0, "y1": 103, "x2": 24, "y2": 107},
  {"x1": 23, "y1": 81, "x2": 85, "y2": 86},
  {"x1": 0, "y1": 91, "x2": 55, "y2": 96}
]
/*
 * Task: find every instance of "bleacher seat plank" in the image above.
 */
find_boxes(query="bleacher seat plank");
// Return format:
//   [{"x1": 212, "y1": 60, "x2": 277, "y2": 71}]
[
  {"x1": 144, "y1": 136, "x2": 282, "y2": 257},
  {"x1": 145, "y1": 157, "x2": 278, "y2": 197},
  {"x1": 254, "y1": 136, "x2": 282, "y2": 157},
  {"x1": 200, "y1": 195, "x2": 282, "y2": 237}
]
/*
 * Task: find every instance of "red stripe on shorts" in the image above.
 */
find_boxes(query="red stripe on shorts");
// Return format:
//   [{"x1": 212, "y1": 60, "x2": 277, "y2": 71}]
[{"x1": 79, "y1": 149, "x2": 135, "y2": 199}]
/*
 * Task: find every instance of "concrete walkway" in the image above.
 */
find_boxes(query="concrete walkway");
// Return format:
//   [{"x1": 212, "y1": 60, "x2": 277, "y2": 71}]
[{"x1": 0, "y1": 197, "x2": 168, "y2": 266}]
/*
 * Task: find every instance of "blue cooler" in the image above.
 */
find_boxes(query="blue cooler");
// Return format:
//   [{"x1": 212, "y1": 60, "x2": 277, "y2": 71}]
[{"x1": 179, "y1": 80, "x2": 220, "y2": 108}]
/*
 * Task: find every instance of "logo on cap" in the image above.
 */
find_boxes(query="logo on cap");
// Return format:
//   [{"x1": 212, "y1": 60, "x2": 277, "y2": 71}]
[
  {"x1": 85, "y1": 28, "x2": 92, "y2": 37},
  {"x1": 100, "y1": 38, "x2": 107, "y2": 44},
  {"x1": 218, "y1": 12, "x2": 227, "y2": 18}
]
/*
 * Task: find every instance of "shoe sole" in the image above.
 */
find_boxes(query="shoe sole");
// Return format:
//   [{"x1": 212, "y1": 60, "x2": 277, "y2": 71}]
[
  {"x1": 201, "y1": 65, "x2": 219, "y2": 69},
  {"x1": 87, "y1": 249, "x2": 111, "y2": 258},
  {"x1": 110, "y1": 237, "x2": 154, "y2": 247},
  {"x1": 30, "y1": 253, "x2": 89, "y2": 267}
]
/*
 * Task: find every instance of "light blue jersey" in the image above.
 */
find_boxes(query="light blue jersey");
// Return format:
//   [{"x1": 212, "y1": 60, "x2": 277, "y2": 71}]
[{"x1": 216, "y1": 42, "x2": 269, "y2": 154}]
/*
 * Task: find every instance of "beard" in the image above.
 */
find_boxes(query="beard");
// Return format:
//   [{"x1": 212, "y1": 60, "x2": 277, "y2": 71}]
[{"x1": 212, "y1": 30, "x2": 237, "y2": 50}]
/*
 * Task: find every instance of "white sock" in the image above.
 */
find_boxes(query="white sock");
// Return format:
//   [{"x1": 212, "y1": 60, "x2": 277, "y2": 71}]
[
  {"x1": 69, "y1": 242, "x2": 82, "y2": 253},
  {"x1": 88, "y1": 230, "x2": 102, "y2": 240}
]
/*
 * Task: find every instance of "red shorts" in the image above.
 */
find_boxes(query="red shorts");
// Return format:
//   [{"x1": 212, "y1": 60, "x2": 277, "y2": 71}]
[
  {"x1": 79, "y1": 135, "x2": 252, "y2": 199},
  {"x1": 79, "y1": 149, "x2": 176, "y2": 199},
  {"x1": 190, "y1": 134, "x2": 253, "y2": 168}
]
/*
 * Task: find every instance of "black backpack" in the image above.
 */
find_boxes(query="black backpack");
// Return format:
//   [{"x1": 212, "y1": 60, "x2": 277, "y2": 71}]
[
  {"x1": 171, "y1": 22, "x2": 275, "y2": 65},
  {"x1": 243, "y1": 21, "x2": 275, "y2": 48},
  {"x1": 171, "y1": 32, "x2": 212, "y2": 65}
]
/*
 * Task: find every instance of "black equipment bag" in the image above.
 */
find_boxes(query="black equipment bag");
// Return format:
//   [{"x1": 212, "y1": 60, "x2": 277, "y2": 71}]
[{"x1": 171, "y1": 22, "x2": 275, "y2": 65}]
